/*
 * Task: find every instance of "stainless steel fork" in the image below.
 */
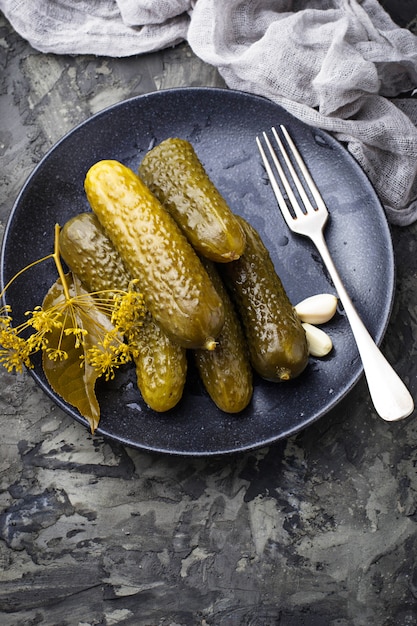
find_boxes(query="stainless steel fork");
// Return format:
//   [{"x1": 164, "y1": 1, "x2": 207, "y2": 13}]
[{"x1": 256, "y1": 125, "x2": 414, "y2": 422}]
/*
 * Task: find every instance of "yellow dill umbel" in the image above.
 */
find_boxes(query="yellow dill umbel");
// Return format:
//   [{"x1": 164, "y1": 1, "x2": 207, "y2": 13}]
[{"x1": 0, "y1": 223, "x2": 146, "y2": 377}]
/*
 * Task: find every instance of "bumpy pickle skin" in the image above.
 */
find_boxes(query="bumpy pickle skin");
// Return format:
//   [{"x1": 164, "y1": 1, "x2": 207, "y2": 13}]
[
  {"x1": 59, "y1": 212, "x2": 188, "y2": 412},
  {"x1": 220, "y1": 216, "x2": 309, "y2": 382},
  {"x1": 133, "y1": 312, "x2": 188, "y2": 412},
  {"x1": 84, "y1": 160, "x2": 224, "y2": 350},
  {"x1": 194, "y1": 259, "x2": 253, "y2": 413},
  {"x1": 59, "y1": 212, "x2": 131, "y2": 297},
  {"x1": 139, "y1": 138, "x2": 246, "y2": 263}
]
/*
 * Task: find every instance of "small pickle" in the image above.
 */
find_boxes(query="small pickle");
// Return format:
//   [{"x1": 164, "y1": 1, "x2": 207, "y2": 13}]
[
  {"x1": 84, "y1": 160, "x2": 224, "y2": 350},
  {"x1": 194, "y1": 259, "x2": 253, "y2": 413},
  {"x1": 221, "y1": 216, "x2": 309, "y2": 382},
  {"x1": 139, "y1": 138, "x2": 246, "y2": 263},
  {"x1": 133, "y1": 312, "x2": 188, "y2": 412},
  {"x1": 59, "y1": 212, "x2": 187, "y2": 412}
]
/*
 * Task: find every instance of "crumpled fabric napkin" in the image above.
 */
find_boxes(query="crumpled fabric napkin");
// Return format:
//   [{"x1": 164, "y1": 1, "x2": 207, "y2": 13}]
[
  {"x1": 1, "y1": 0, "x2": 417, "y2": 225},
  {"x1": 0, "y1": 1, "x2": 194, "y2": 55}
]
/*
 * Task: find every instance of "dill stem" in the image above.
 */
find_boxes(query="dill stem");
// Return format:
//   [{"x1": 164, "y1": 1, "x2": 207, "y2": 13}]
[
  {"x1": 0, "y1": 253, "x2": 54, "y2": 301},
  {"x1": 53, "y1": 223, "x2": 71, "y2": 301}
]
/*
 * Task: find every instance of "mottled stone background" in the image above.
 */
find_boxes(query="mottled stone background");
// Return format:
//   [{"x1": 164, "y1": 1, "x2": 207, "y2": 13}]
[{"x1": 1, "y1": 6, "x2": 417, "y2": 626}]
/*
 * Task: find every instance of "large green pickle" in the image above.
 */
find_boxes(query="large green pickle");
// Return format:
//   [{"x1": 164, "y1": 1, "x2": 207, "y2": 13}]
[
  {"x1": 194, "y1": 260, "x2": 253, "y2": 413},
  {"x1": 59, "y1": 212, "x2": 188, "y2": 412},
  {"x1": 221, "y1": 216, "x2": 308, "y2": 382},
  {"x1": 139, "y1": 138, "x2": 246, "y2": 263},
  {"x1": 84, "y1": 160, "x2": 224, "y2": 350}
]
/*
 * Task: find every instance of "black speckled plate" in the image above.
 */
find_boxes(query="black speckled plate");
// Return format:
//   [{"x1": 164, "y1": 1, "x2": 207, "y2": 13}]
[{"x1": 0, "y1": 88, "x2": 394, "y2": 456}]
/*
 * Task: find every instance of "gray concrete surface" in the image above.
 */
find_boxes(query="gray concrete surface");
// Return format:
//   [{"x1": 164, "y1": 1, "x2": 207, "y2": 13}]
[{"x1": 1, "y1": 10, "x2": 417, "y2": 626}]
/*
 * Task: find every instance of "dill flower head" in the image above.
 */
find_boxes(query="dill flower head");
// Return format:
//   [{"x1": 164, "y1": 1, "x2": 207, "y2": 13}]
[
  {"x1": 27, "y1": 305, "x2": 63, "y2": 333},
  {"x1": 85, "y1": 337, "x2": 131, "y2": 382},
  {"x1": 111, "y1": 280, "x2": 146, "y2": 338},
  {"x1": 45, "y1": 347, "x2": 68, "y2": 362},
  {"x1": 64, "y1": 326, "x2": 88, "y2": 349},
  {"x1": 1, "y1": 280, "x2": 146, "y2": 377},
  {"x1": 0, "y1": 305, "x2": 12, "y2": 327},
  {"x1": 0, "y1": 224, "x2": 148, "y2": 432},
  {"x1": 0, "y1": 325, "x2": 33, "y2": 373}
]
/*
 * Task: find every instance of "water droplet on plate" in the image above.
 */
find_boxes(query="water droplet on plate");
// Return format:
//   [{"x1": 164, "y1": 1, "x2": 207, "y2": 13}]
[{"x1": 277, "y1": 235, "x2": 289, "y2": 247}]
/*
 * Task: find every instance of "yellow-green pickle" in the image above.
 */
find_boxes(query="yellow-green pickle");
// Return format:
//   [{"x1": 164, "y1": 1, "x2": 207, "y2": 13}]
[
  {"x1": 139, "y1": 138, "x2": 246, "y2": 263},
  {"x1": 59, "y1": 212, "x2": 188, "y2": 412},
  {"x1": 59, "y1": 212, "x2": 131, "y2": 298},
  {"x1": 133, "y1": 312, "x2": 187, "y2": 412},
  {"x1": 84, "y1": 159, "x2": 225, "y2": 350},
  {"x1": 194, "y1": 259, "x2": 253, "y2": 413},
  {"x1": 221, "y1": 216, "x2": 309, "y2": 382}
]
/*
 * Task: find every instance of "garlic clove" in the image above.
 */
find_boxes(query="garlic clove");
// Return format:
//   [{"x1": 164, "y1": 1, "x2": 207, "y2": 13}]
[
  {"x1": 302, "y1": 322, "x2": 333, "y2": 357},
  {"x1": 295, "y1": 293, "x2": 338, "y2": 325}
]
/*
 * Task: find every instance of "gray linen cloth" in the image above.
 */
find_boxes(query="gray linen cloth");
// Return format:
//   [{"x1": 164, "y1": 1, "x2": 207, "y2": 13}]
[{"x1": 1, "y1": 0, "x2": 417, "y2": 225}]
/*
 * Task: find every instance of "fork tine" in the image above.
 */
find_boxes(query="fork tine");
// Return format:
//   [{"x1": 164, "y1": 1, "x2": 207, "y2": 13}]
[
  {"x1": 256, "y1": 132, "x2": 304, "y2": 224},
  {"x1": 256, "y1": 135, "x2": 292, "y2": 228},
  {"x1": 279, "y1": 125, "x2": 328, "y2": 213},
  {"x1": 271, "y1": 127, "x2": 315, "y2": 214}
]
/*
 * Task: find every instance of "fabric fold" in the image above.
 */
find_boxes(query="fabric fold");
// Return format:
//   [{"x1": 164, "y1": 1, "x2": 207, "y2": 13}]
[
  {"x1": 0, "y1": 0, "x2": 190, "y2": 55},
  {"x1": 187, "y1": 0, "x2": 417, "y2": 225}
]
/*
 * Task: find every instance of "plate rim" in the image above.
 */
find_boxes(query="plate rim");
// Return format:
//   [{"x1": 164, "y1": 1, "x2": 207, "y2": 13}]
[{"x1": 0, "y1": 86, "x2": 395, "y2": 456}]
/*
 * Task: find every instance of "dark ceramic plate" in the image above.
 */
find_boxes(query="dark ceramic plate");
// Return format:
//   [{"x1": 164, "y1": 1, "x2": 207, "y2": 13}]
[{"x1": 1, "y1": 88, "x2": 394, "y2": 456}]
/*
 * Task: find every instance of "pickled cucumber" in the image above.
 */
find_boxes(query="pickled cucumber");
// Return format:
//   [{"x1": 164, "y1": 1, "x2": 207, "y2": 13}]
[
  {"x1": 220, "y1": 216, "x2": 308, "y2": 382},
  {"x1": 133, "y1": 312, "x2": 188, "y2": 412},
  {"x1": 59, "y1": 212, "x2": 131, "y2": 298},
  {"x1": 59, "y1": 212, "x2": 188, "y2": 412},
  {"x1": 139, "y1": 138, "x2": 246, "y2": 263},
  {"x1": 84, "y1": 160, "x2": 224, "y2": 350},
  {"x1": 194, "y1": 259, "x2": 253, "y2": 413}
]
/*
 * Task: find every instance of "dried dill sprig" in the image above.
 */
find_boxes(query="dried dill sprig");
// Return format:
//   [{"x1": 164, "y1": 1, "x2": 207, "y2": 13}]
[{"x1": 0, "y1": 224, "x2": 145, "y2": 378}]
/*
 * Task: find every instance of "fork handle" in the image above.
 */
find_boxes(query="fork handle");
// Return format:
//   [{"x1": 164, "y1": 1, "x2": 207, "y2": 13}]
[{"x1": 312, "y1": 231, "x2": 414, "y2": 422}]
